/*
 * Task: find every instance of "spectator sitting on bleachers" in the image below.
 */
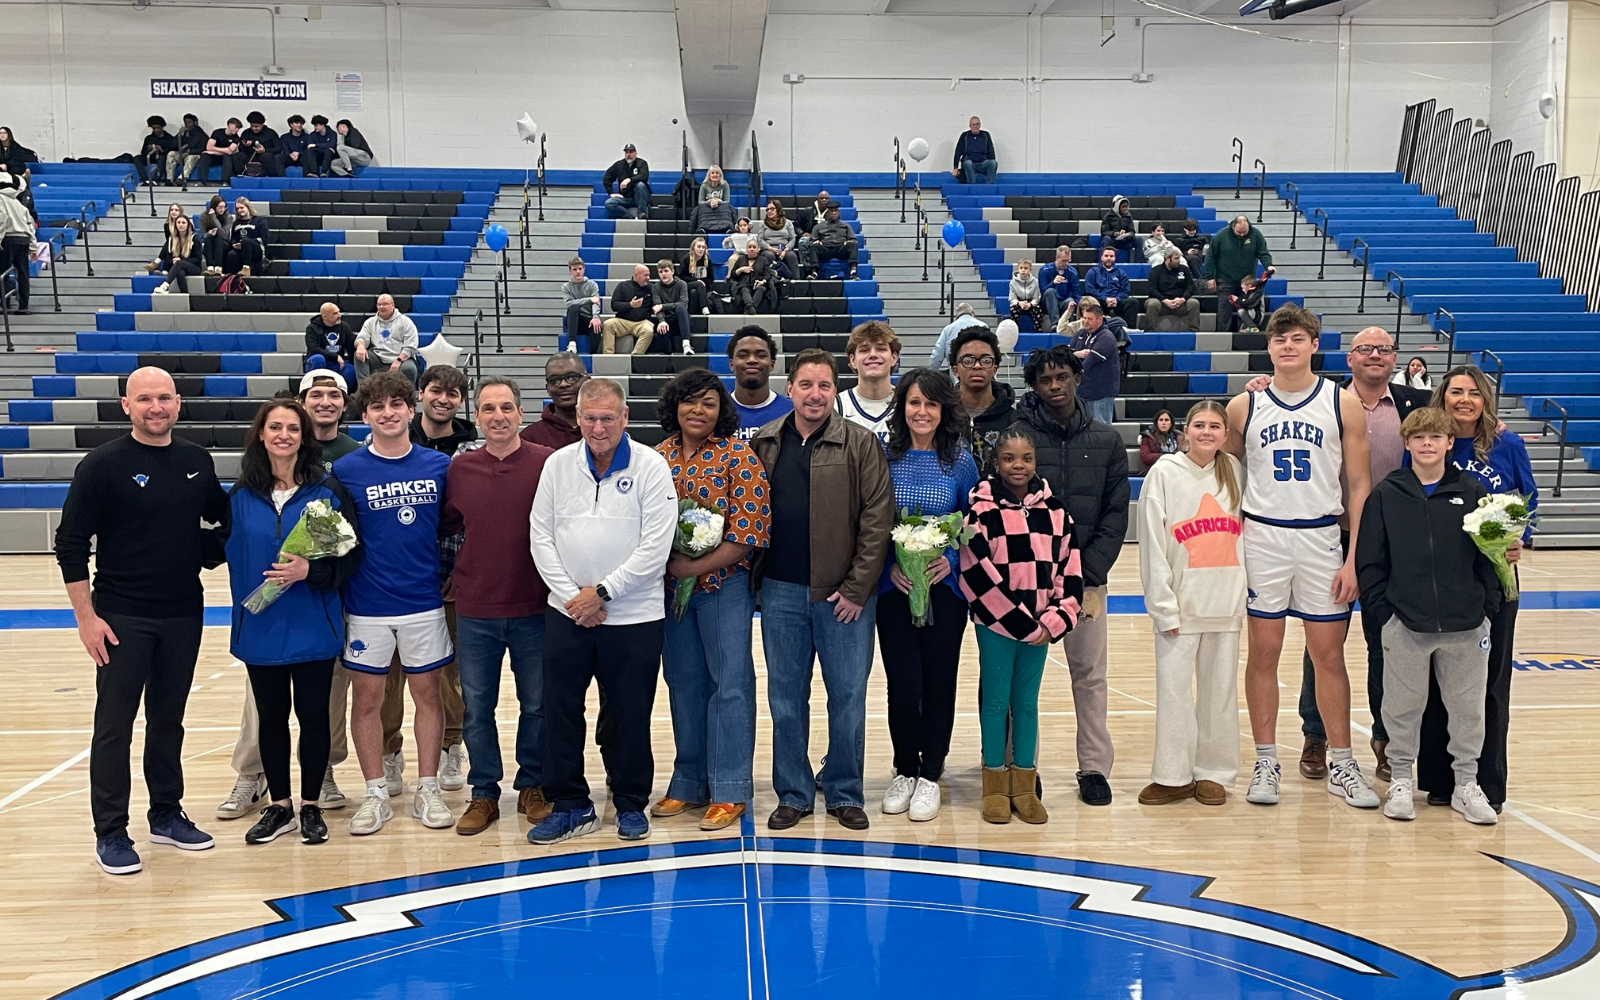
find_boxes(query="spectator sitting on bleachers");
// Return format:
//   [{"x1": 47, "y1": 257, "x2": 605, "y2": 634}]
[
  {"x1": 793, "y1": 188, "x2": 831, "y2": 262},
  {"x1": 304, "y1": 302, "x2": 357, "y2": 379},
  {"x1": 603, "y1": 143, "x2": 651, "y2": 220},
  {"x1": 200, "y1": 195, "x2": 232, "y2": 274},
  {"x1": 239, "y1": 111, "x2": 284, "y2": 177},
  {"x1": 226, "y1": 198, "x2": 270, "y2": 276},
  {"x1": 602, "y1": 263, "x2": 657, "y2": 354},
  {"x1": 1227, "y1": 268, "x2": 1275, "y2": 333},
  {"x1": 356, "y1": 293, "x2": 420, "y2": 383},
  {"x1": 729, "y1": 240, "x2": 778, "y2": 315},
  {"x1": 153, "y1": 215, "x2": 204, "y2": 295},
  {"x1": 281, "y1": 115, "x2": 325, "y2": 178},
  {"x1": 1144, "y1": 248, "x2": 1200, "y2": 332},
  {"x1": 700, "y1": 164, "x2": 730, "y2": 206},
  {"x1": 756, "y1": 199, "x2": 800, "y2": 278},
  {"x1": 1082, "y1": 246, "x2": 1140, "y2": 327},
  {"x1": 332, "y1": 119, "x2": 373, "y2": 177},
  {"x1": 1038, "y1": 245, "x2": 1082, "y2": 327},
  {"x1": 1395, "y1": 355, "x2": 1433, "y2": 390},
  {"x1": 1139, "y1": 409, "x2": 1182, "y2": 473},
  {"x1": 806, "y1": 202, "x2": 858, "y2": 279},
  {"x1": 1100, "y1": 196, "x2": 1138, "y2": 262},
  {"x1": 168, "y1": 114, "x2": 206, "y2": 188},
  {"x1": 0, "y1": 169, "x2": 34, "y2": 315},
  {"x1": 1173, "y1": 218, "x2": 1209, "y2": 270},
  {"x1": 651, "y1": 259, "x2": 693, "y2": 356},
  {"x1": 305, "y1": 116, "x2": 337, "y2": 178},
  {"x1": 1009, "y1": 258, "x2": 1042, "y2": 327},
  {"x1": 951, "y1": 117, "x2": 997, "y2": 185},
  {"x1": 679, "y1": 237, "x2": 718, "y2": 315},
  {"x1": 561, "y1": 256, "x2": 603, "y2": 354},
  {"x1": 691, "y1": 196, "x2": 735, "y2": 235},
  {"x1": 0, "y1": 128, "x2": 32, "y2": 179},
  {"x1": 204, "y1": 118, "x2": 244, "y2": 184},
  {"x1": 928, "y1": 302, "x2": 986, "y2": 370},
  {"x1": 1063, "y1": 299, "x2": 1123, "y2": 425},
  {"x1": 137, "y1": 115, "x2": 178, "y2": 185},
  {"x1": 1204, "y1": 215, "x2": 1271, "y2": 334},
  {"x1": 722, "y1": 217, "x2": 754, "y2": 251},
  {"x1": 1141, "y1": 223, "x2": 1181, "y2": 268},
  {"x1": 162, "y1": 201, "x2": 184, "y2": 239}
]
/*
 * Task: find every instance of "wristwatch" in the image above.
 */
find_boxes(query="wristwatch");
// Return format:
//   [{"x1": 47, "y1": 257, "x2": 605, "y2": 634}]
[{"x1": 594, "y1": 584, "x2": 612, "y2": 603}]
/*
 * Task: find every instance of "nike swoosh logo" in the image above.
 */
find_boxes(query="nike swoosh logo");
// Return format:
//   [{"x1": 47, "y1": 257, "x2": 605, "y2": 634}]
[{"x1": 187, "y1": 472, "x2": 199, "y2": 479}]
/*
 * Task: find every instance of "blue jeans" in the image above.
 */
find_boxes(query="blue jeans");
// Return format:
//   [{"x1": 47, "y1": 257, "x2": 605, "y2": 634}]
[
  {"x1": 1085, "y1": 396, "x2": 1115, "y2": 425},
  {"x1": 759, "y1": 578, "x2": 877, "y2": 809},
  {"x1": 662, "y1": 567, "x2": 757, "y2": 804},
  {"x1": 604, "y1": 182, "x2": 651, "y2": 218},
  {"x1": 455, "y1": 614, "x2": 546, "y2": 801},
  {"x1": 962, "y1": 158, "x2": 998, "y2": 184}
]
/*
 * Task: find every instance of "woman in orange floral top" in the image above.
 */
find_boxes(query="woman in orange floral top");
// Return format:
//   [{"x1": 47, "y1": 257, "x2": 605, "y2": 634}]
[{"x1": 650, "y1": 368, "x2": 771, "y2": 830}]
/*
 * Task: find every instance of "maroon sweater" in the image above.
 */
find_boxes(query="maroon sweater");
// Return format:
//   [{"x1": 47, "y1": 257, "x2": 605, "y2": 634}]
[
  {"x1": 520, "y1": 404, "x2": 581, "y2": 450},
  {"x1": 441, "y1": 441, "x2": 554, "y2": 619}
]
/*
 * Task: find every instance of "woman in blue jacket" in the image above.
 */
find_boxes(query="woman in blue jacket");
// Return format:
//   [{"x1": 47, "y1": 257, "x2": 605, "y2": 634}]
[{"x1": 226, "y1": 399, "x2": 362, "y2": 847}]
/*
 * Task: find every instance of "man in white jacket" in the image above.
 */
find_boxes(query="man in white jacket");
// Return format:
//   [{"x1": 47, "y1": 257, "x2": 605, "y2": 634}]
[
  {"x1": 356, "y1": 294, "x2": 420, "y2": 384},
  {"x1": 528, "y1": 378, "x2": 677, "y2": 845}
]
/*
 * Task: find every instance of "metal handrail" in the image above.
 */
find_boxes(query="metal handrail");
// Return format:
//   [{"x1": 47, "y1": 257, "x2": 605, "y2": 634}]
[
  {"x1": 1532, "y1": 397, "x2": 1569, "y2": 498},
  {"x1": 920, "y1": 204, "x2": 930, "y2": 281},
  {"x1": 1350, "y1": 237, "x2": 1372, "y2": 313},
  {"x1": 748, "y1": 130, "x2": 763, "y2": 215},
  {"x1": 1312, "y1": 207, "x2": 1329, "y2": 279},
  {"x1": 893, "y1": 137, "x2": 906, "y2": 223},
  {"x1": 1284, "y1": 181, "x2": 1301, "y2": 248},
  {"x1": 147, "y1": 177, "x2": 156, "y2": 217},
  {"x1": 472, "y1": 309, "x2": 483, "y2": 381},
  {"x1": 1231, "y1": 137, "x2": 1244, "y2": 198},
  {"x1": 0, "y1": 264, "x2": 14, "y2": 351},
  {"x1": 79, "y1": 201, "x2": 97, "y2": 278},
  {"x1": 536, "y1": 133, "x2": 547, "y2": 222},
  {"x1": 120, "y1": 182, "x2": 132, "y2": 245},
  {"x1": 1481, "y1": 348, "x2": 1505, "y2": 391},
  {"x1": 48, "y1": 231, "x2": 65, "y2": 312},
  {"x1": 1433, "y1": 307, "x2": 1457, "y2": 369},
  {"x1": 1383, "y1": 270, "x2": 1406, "y2": 333},
  {"x1": 1253, "y1": 158, "x2": 1267, "y2": 222}
]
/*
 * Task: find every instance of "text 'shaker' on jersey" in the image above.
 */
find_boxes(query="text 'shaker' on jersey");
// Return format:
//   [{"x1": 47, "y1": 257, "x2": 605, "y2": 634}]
[
  {"x1": 365, "y1": 478, "x2": 441, "y2": 511},
  {"x1": 1257, "y1": 420, "x2": 1327, "y2": 449}
]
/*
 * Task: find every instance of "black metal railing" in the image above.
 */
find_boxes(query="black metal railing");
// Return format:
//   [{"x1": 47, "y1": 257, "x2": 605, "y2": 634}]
[
  {"x1": 1433, "y1": 307, "x2": 1457, "y2": 370},
  {"x1": 1532, "y1": 397, "x2": 1570, "y2": 498},
  {"x1": 471, "y1": 309, "x2": 484, "y2": 381},
  {"x1": 78, "y1": 202, "x2": 97, "y2": 278},
  {"x1": 1231, "y1": 137, "x2": 1244, "y2": 198},
  {"x1": 0, "y1": 264, "x2": 15, "y2": 351},
  {"x1": 1284, "y1": 181, "x2": 1301, "y2": 249},
  {"x1": 1383, "y1": 270, "x2": 1406, "y2": 332},
  {"x1": 893, "y1": 137, "x2": 906, "y2": 223},
  {"x1": 1350, "y1": 237, "x2": 1371, "y2": 313},
  {"x1": 748, "y1": 131, "x2": 763, "y2": 214},
  {"x1": 47, "y1": 231, "x2": 64, "y2": 312},
  {"x1": 536, "y1": 132, "x2": 548, "y2": 222},
  {"x1": 120, "y1": 182, "x2": 133, "y2": 245},
  {"x1": 1253, "y1": 158, "x2": 1267, "y2": 222},
  {"x1": 1312, "y1": 207, "x2": 1329, "y2": 279},
  {"x1": 1482, "y1": 348, "x2": 1505, "y2": 391}
]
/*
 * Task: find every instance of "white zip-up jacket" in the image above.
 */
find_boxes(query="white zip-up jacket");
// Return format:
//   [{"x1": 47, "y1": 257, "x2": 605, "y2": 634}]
[{"x1": 530, "y1": 434, "x2": 677, "y2": 625}]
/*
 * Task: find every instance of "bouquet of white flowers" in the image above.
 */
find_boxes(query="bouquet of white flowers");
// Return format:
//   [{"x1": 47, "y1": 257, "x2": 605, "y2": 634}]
[
  {"x1": 890, "y1": 507, "x2": 973, "y2": 627},
  {"x1": 243, "y1": 499, "x2": 358, "y2": 614},
  {"x1": 1461, "y1": 493, "x2": 1534, "y2": 601},
  {"x1": 671, "y1": 498, "x2": 726, "y2": 620}
]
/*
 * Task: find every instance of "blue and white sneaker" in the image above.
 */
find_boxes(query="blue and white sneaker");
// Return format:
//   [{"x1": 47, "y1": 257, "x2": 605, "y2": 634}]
[
  {"x1": 616, "y1": 810, "x2": 650, "y2": 841},
  {"x1": 527, "y1": 806, "x2": 599, "y2": 846},
  {"x1": 96, "y1": 835, "x2": 142, "y2": 875},
  {"x1": 149, "y1": 812, "x2": 215, "y2": 851}
]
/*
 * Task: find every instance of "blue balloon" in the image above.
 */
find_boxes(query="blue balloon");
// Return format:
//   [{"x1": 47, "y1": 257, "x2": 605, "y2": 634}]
[
  {"x1": 484, "y1": 223, "x2": 509, "y2": 252},
  {"x1": 941, "y1": 218, "x2": 965, "y2": 248}
]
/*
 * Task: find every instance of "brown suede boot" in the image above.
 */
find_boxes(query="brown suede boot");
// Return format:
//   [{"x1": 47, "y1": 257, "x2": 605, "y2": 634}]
[
  {"x1": 981, "y1": 767, "x2": 1011, "y2": 824},
  {"x1": 1137, "y1": 781, "x2": 1195, "y2": 805},
  {"x1": 1009, "y1": 767, "x2": 1049, "y2": 824}
]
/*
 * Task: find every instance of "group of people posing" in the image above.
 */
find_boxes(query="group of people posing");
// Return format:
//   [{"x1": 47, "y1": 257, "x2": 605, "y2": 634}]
[{"x1": 137, "y1": 112, "x2": 373, "y2": 185}]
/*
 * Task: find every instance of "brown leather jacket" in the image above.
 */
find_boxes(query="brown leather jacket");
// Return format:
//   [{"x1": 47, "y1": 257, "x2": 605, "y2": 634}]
[{"x1": 749, "y1": 411, "x2": 894, "y2": 606}]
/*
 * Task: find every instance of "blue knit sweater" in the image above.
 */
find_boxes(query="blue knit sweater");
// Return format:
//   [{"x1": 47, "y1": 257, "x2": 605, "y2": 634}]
[{"x1": 879, "y1": 447, "x2": 980, "y2": 595}]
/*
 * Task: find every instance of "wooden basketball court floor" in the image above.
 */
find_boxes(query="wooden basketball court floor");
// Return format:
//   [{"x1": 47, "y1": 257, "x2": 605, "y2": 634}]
[{"x1": 3, "y1": 545, "x2": 1600, "y2": 998}]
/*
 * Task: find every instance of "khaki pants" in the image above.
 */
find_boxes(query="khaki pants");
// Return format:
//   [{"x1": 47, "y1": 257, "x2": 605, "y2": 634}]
[
  {"x1": 1062, "y1": 585, "x2": 1114, "y2": 775},
  {"x1": 601, "y1": 317, "x2": 655, "y2": 354},
  {"x1": 1144, "y1": 297, "x2": 1201, "y2": 332}
]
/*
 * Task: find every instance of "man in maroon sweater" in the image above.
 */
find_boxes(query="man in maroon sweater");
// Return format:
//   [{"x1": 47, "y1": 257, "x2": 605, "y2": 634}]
[
  {"x1": 520, "y1": 352, "x2": 585, "y2": 449},
  {"x1": 442, "y1": 375, "x2": 555, "y2": 835}
]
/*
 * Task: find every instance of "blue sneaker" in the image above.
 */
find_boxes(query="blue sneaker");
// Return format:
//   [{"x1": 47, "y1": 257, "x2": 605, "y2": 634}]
[
  {"x1": 527, "y1": 806, "x2": 599, "y2": 846},
  {"x1": 149, "y1": 812, "x2": 215, "y2": 852},
  {"x1": 616, "y1": 810, "x2": 650, "y2": 841},
  {"x1": 96, "y1": 835, "x2": 142, "y2": 875}
]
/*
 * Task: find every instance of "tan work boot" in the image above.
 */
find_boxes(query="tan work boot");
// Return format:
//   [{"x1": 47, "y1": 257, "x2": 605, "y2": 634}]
[
  {"x1": 456, "y1": 798, "x2": 499, "y2": 836},
  {"x1": 1009, "y1": 767, "x2": 1049, "y2": 824},
  {"x1": 981, "y1": 767, "x2": 1011, "y2": 824},
  {"x1": 518, "y1": 787, "x2": 552, "y2": 824},
  {"x1": 1138, "y1": 781, "x2": 1196, "y2": 805}
]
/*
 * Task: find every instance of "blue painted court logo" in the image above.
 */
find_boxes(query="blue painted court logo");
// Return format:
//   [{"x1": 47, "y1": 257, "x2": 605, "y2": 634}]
[
  {"x1": 132, "y1": 474, "x2": 149, "y2": 488},
  {"x1": 53, "y1": 838, "x2": 1600, "y2": 999}
]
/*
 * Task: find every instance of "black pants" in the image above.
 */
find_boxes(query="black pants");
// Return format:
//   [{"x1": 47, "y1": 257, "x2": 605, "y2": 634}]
[
  {"x1": 224, "y1": 239, "x2": 264, "y2": 275},
  {"x1": 810, "y1": 242, "x2": 858, "y2": 273},
  {"x1": 245, "y1": 152, "x2": 284, "y2": 177},
  {"x1": 1216, "y1": 280, "x2": 1244, "y2": 333},
  {"x1": 90, "y1": 613, "x2": 204, "y2": 838},
  {"x1": 877, "y1": 585, "x2": 967, "y2": 781},
  {"x1": 246, "y1": 659, "x2": 335, "y2": 803},
  {"x1": 165, "y1": 258, "x2": 203, "y2": 294},
  {"x1": 2, "y1": 235, "x2": 30, "y2": 310},
  {"x1": 135, "y1": 151, "x2": 168, "y2": 184},
  {"x1": 204, "y1": 234, "x2": 228, "y2": 269},
  {"x1": 735, "y1": 281, "x2": 776, "y2": 314},
  {"x1": 685, "y1": 278, "x2": 718, "y2": 314},
  {"x1": 1089, "y1": 294, "x2": 1141, "y2": 327},
  {"x1": 292, "y1": 148, "x2": 334, "y2": 177},
  {"x1": 542, "y1": 613, "x2": 662, "y2": 813},
  {"x1": 203, "y1": 152, "x2": 242, "y2": 184},
  {"x1": 1418, "y1": 597, "x2": 1517, "y2": 806},
  {"x1": 564, "y1": 304, "x2": 595, "y2": 353}
]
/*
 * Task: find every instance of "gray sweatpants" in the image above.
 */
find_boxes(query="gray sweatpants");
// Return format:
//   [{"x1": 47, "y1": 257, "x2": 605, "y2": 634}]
[{"x1": 1379, "y1": 616, "x2": 1489, "y2": 786}]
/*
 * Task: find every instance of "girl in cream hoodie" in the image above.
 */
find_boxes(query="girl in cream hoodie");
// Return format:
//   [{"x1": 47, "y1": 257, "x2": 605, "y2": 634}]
[{"x1": 1137, "y1": 400, "x2": 1247, "y2": 806}]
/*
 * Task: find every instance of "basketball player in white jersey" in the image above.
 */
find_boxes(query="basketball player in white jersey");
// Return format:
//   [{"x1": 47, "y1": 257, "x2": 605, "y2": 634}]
[
  {"x1": 1225, "y1": 304, "x2": 1379, "y2": 809},
  {"x1": 835, "y1": 320, "x2": 900, "y2": 443}
]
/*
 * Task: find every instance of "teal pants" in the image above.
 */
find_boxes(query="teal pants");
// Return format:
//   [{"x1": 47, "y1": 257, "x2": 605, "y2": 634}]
[{"x1": 975, "y1": 627, "x2": 1048, "y2": 769}]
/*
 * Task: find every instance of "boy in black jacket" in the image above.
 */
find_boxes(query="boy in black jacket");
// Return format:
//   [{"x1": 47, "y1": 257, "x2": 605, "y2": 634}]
[{"x1": 1356, "y1": 407, "x2": 1502, "y2": 826}]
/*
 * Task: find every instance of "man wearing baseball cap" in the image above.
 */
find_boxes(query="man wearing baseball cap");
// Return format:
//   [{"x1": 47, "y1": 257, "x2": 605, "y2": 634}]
[
  {"x1": 602, "y1": 143, "x2": 651, "y2": 220},
  {"x1": 300, "y1": 369, "x2": 361, "y2": 462}
]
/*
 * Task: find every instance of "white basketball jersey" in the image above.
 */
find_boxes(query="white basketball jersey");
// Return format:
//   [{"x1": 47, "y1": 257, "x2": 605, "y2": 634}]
[
  {"x1": 836, "y1": 388, "x2": 892, "y2": 444},
  {"x1": 1242, "y1": 377, "x2": 1345, "y2": 527}
]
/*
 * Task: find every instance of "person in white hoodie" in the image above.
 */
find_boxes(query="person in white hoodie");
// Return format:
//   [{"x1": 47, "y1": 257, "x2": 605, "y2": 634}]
[
  {"x1": 356, "y1": 294, "x2": 420, "y2": 384},
  {"x1": 1141, "y1": 223, "x2": 1182, "y2": 268},
  {"x1": 0, "y1": 169, "x2": 35, "y2": 315},
  {"x1": 1137, "y1": 399, "x2": 1248, "y2": 806},
  {"x1": 528, "y1": 378, "x2": 677, "y2": 846}
]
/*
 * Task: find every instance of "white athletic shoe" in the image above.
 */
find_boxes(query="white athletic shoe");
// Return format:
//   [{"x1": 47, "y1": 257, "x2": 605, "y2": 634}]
[
  {"x1": 1246, "y1": 757, "x2": 1281, "y2": 805},
  {"x1": 908, "y1": 778, "x2": 941, "y2": 822},
  {"x1": 348, "y1": 792, "x2": 394, "y2": 836},
  {"x1": 1383, "y1": 779, "x2": 1416, "y2": 821},
  {"x1": 217, "y1": 773, "x2": 268, "y2": 820},
  {"x1": 413, "y1": 785, "x2": 455, "y2": 829},
  {"x1": 881, "y1": 774, "x2": 916, "y2": 815},
  {"x1": 153, "y1": 282, "x2": 170, "y2": 295},
  {"x1": 320, "y1": 767, "x2": 346, "y2": 810},
  {"x1": 438, "y1": 745, "x2": 466, "y2": 792},
  {"x1": 1452, "y1": 781, "x2": 1499, "y2": 825},
  {"x1": 383, "y1": 750, "x2": 405, "y2": 797},
  {"x1": 681, "y1": 338, "x2": 694, "y2": 355},
  {"x1": 1327, "y1": 758, "x2": 1381, "y2": 809}
]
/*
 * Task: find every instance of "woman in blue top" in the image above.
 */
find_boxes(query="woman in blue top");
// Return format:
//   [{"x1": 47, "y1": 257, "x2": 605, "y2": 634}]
[
  {"x1": 225, "y1": 400, "x2": 363, "y2": 847},
  {"x1": 1415, "y1": 366, "x2": 1532, "y2": 812},
  {"x1": 876, "y1": 367, "x2": 980, "y2": 823}
]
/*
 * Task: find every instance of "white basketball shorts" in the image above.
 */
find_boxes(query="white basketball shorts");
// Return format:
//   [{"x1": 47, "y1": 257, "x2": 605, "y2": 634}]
[
  {"x1": 1242, "y1": 519, "x2": 1351, "y2": 622},
  {"x1": 343, "y1": 607, "x2": 454, "y2": 674}
]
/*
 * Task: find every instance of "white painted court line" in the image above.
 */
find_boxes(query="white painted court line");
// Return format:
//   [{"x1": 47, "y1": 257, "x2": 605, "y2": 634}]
[
  {"x1": 0, "y1": 747, "x2": 90, "y2": 810},
  {"x1": 1506, "y1": 804, "x2": 1600, "y2": 869},
  {"x1": 0, "y1": 740, "x2": 237, "y2": 817}
]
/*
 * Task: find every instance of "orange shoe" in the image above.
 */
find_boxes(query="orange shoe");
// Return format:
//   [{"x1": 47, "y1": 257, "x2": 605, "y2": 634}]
[
  {"x1": 699, "y1": 803, "x2": 746, "y2": 831},
  {"x1": 650, "y1": 796, "x2": 707, "y2": 818}
]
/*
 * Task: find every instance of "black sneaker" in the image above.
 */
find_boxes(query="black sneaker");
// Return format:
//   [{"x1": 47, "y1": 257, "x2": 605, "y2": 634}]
[
  {"x1": 244, "y1": 803, "x2": 298, "y2": 845},
  {"x1": 1426, "y1": 792, "x2": 1451, "y2": 807},
  {"x1": 1076, "y1": 771, "x2": 1113, "y2": 806},
  {"x1": 299, "y1": 804, "x2": 328, "y2": 844}
]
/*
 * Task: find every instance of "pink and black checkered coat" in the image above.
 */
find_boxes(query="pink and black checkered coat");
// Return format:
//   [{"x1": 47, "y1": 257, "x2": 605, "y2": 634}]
[{"x1": 959, "y1": 475, "x2": 1084, "y2": 645}]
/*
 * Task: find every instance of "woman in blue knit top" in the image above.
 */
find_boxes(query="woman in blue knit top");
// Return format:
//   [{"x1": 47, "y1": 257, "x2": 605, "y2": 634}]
[{"x1": 876, "y1": 367, "x2": 980, "y2": 823}]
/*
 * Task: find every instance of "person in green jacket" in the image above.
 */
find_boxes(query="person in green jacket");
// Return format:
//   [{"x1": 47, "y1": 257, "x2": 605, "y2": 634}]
[{"x1": 1204, "y1": 216, "x2": 1272, "y2": 333}]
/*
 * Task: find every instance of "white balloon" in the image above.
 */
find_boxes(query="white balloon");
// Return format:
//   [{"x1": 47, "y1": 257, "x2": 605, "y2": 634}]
[
  {"x1": 516, "y1": 113, "x2": 538, "y2": 143},
  {"x1": 906, "y1": 137, "x2": 929, "y2": 162},
  {"x1": 418, "y1": 332, "x2": 463, "y2": 371},
  {"x1": 996, "y1": 318, "x2": 1020, "y2": 354}
]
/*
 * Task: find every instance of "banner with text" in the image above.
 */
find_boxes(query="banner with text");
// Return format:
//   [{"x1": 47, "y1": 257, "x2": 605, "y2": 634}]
[{"x1": 150, "y1": 79, "x2": 309, "y2": 101}]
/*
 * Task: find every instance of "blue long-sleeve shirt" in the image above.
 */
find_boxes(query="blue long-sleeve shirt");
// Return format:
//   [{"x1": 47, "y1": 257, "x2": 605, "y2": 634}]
[
  {"x1": 1084, "y1": 263, "x2": 1130, "y2": 303},
  {"x1": 1404, "y1": 429, "x2": 1539, "y2": 543},
  {"x1": 929, "y1": 314, "x2": 987, "y2": 370},
  {"x1": 1037, "y1": 262, "x2": 1081, "y2": 306},
  {"x1": 879, "y1": 447, "x2": 980, "y2": 596}
]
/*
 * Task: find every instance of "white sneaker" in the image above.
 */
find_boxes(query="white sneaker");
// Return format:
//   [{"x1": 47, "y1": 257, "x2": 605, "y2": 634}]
[
  {"x1": 438, "y1": 745, "x2": 465, "y2": 792},
  {"x1": 217, "y1": 773, "x2": 268, "y2": 819},
  {"x1": 1327, "y1": 758, "x2": 1381, "y2": 809},
  {"x1": 700, "y1": 307, "x2": 710, "y2": 316},
  {"x1": 1246, "y1": 757, "x2": 1281, "y2": 805},
  {"x1": 881, "y1": 774, "x2": 916, "y2": 815},
  {"x1": 908, "y1": 778, "x2": 941, "y2": 822},
  {"x1": 383, "y1": 750, "x2": 404, "y2": 797},
  {"x1": 681, "y1": 338, "x2": 694, "y2": 355},
  {"x1": 413, "y1": 784, "x2": 455, "y2": 829},
  {"x1": 320, "y1": 767, "x2": 346, "y2": 810},
  {"x1": 153, "y1": 282, "x2": 169, "y2": 294},
  {"x1": 1452, "y1": 781, "x2": 1499, "y2": 825},
  {"x1": 349, "y1": 792, "x2": 394, "y2": 836},
  {"x1": 1383, "y1": 778, "x2": 1416, "y2": 821}
]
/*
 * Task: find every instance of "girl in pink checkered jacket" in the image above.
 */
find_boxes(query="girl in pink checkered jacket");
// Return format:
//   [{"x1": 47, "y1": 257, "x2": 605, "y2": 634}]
[{"x1": 959, "y1": 423, "x2": 1083, "y2": 826}]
